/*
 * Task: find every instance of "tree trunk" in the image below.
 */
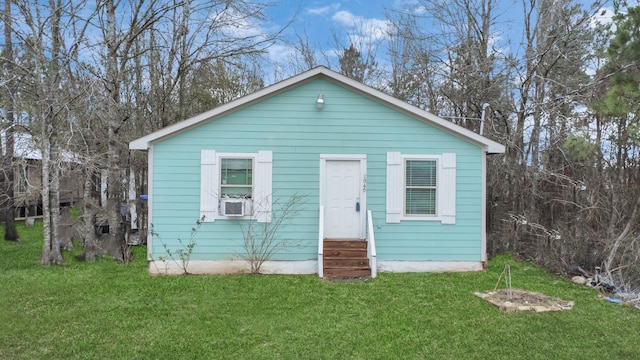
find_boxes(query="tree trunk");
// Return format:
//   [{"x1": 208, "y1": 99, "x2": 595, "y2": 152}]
[
  {"x1": 3, "y1": 0, "x2": 19, "y2": 241},
  {"x1": 49, "y1": 134, "x2": 65, "y2": 253},
  {"x1": 78, "y1": 169, "x2": 104, "y2": 261},
  {"x1": 105, "y1": 0, "x2": 127, "y2": 262},
  {"x1": 39, "y1": 0, "x2": 64, "y2": 265},
  {"x1": 40, "y1": 124, "x2": 63, "y2": 265}
]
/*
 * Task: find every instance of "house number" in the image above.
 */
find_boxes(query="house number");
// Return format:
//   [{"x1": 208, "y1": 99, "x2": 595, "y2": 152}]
[{"x1": 362, "y1": 175, "x2": 367, "y2": 193}]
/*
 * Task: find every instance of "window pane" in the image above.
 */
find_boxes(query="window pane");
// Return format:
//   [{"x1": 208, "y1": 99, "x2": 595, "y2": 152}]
[
  {"x1": 406, "y1": 188, "x2": 436, "y2": 215},
  {"x1": 221, "y1": 158, "x2": 252, "y2": 185},
  {"x1": 406, "y1": 160, "x2": 436, "y2": 187},
  {"x1": 220, "y1": 158, "x2": 253, "y2": 199}
]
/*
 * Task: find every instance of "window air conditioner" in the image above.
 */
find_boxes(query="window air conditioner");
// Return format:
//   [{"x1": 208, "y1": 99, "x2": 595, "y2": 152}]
[{"x1": 221, "y1": 199, "x2": 245, "y2": 216}]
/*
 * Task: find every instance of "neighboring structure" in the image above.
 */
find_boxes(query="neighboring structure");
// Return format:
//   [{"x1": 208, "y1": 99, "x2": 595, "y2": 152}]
[
  {"x1": 129, "y1": 66, "x2": 505, "y2": 276},
  {"x1": 1, "y1": 131, "x2": 83, "y2": 219}
]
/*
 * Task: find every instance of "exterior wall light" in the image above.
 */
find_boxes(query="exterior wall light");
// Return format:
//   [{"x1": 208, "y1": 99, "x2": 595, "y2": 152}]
[{"x1": 316, "y1": 94, "x2": 324, "y2": 109}]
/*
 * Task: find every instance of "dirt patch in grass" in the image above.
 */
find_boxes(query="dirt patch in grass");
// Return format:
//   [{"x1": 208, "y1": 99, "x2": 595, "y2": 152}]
[{"x1": 475, "y1": 289, "x2": 574, "y2": 313}]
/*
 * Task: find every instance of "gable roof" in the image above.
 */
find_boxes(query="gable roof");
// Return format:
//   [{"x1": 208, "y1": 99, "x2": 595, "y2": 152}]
[{"x1": 129, "y1": 66, "x2": 505, "y2": 153}]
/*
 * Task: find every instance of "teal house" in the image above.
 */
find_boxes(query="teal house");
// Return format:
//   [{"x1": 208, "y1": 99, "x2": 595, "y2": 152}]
[{"x1": 129, "y1": 67, "x2": 504, "y2": 276}]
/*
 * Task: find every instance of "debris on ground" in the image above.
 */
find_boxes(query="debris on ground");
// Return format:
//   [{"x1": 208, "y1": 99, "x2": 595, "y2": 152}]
[{"x1": 568, "y1": 265, "x2": 640, "y2": 308}]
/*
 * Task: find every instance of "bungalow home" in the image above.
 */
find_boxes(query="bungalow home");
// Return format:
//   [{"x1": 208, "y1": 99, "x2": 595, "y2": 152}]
[{"x1": 129, "y1": 66, "x2": 505, "y2": 277}]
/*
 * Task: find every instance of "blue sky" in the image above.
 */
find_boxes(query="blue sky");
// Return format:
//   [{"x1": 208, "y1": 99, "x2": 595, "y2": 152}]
[
  {"x1": 264, "y1": 0, "x2": 394, "y2": 70},
  {"x1": 267, "y1": 0, "x2": 391, "y2": 44},
  {"x1": 261, "y1": 0, "x2": 614, "y2": 77}
]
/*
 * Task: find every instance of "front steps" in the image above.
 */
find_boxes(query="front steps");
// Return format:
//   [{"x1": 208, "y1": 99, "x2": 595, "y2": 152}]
[{"x1": 323, "y1": 239, "x2": 371, "y2": 280}]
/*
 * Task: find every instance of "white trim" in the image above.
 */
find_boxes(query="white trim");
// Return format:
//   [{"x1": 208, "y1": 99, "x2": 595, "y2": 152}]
[
  {"x1": 200, "y1": 150, "x2": 218, "y2": 222},
  {"x1": 130, "y1": 67, "x2": 505, "y2": 154},
  {"x1": 146, "y1": 148, "x2": 154, "y2": 261},
  {"x1": 377, "y1": 261, "x2": 484, "y2": 272},
  {"x1": 481, "y1": 152, "x2": 487, "y2": 262},
  {"x1": 318, "y1": 205, "x2": 325, "y2": 278},
  {"x1": 440, "y1": 153, "x2": 457, "y2": 224},
  {"x1": 386, "y1": 152, "x2": 402, "y2": 223},
  {"x1": 255, "y1": 150, "x2": 273, "y2": 223},
  {"x1": 319, "y1": 154, "x2": 367, "y2": 239},
  {"x1": 367, "y1": 210, "x2": 377, "y2": 278},
  {"x1": 320, "y1": 153, "x2": 367, "y2": 160},
  {"x1": 148, "y1": 260, "x2": 318, "y2": 275}
]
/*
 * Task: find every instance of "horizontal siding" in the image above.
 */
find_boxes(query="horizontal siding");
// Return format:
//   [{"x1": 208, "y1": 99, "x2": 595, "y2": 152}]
[{"x1": 149, "y1": 78, "x2": 486, "y2": 262}]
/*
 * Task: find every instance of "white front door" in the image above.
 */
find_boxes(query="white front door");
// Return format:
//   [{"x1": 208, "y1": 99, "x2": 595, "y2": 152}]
[{"x1": 323, "y1": 159, "x2": 363, "y2": 239}]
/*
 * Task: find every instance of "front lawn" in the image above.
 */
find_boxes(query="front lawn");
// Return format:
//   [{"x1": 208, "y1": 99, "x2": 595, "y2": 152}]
[{"x1": 1, "y1": 221, "x2": 639, "y2": 359}]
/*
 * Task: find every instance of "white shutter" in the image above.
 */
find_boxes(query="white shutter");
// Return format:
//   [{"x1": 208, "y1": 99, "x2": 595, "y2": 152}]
[
  {"x1": 440, "y1": 153, "x2": 456, "y2": 224},
  {"x1": 200, "y1": 150, "x2": 217, "y2": 222},
  {"x1": 386, "y1": 152, "x2": 402, "y2": 223},
  {"x1": 254, "y1": 150, "x2": 273, "y2": 223}
]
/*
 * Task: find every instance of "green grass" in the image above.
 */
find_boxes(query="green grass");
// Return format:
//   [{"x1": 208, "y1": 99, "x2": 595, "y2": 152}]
[{"x1": 2, "y1": 221, "x2": 639, "y2": 359}]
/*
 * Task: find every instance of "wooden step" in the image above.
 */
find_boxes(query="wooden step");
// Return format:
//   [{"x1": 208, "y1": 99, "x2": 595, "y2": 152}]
[
  {"x1": 323, "y1": 239, "x2": 367, "y2": 249},
  {"x1": 324, "y1": 258, "x2": 369, "y2": 268},
  {"x1": 324, "y1": 249, "x2": 367, "y2": 258},
  {"x1": 323, "y1": 239, "x2": 371, "y2": 280}
]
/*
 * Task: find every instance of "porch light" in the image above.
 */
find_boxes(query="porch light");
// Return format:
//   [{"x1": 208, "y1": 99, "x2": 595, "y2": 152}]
[{"x1": 316, "y1": 94, "x2": 324, "y2": 108}]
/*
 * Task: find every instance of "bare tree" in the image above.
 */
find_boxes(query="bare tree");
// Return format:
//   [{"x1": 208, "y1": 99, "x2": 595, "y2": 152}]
[
  {"x1": 385, "y1": 9, "x2": 438, "y2": 108},
  {"x1": 385, "y1": 0, "x2": 515, "y2": 127},
  {"x1": 292, "y1": 30, "x2": 320, "y2": 72},
  {"x1": 2, "y1": 0, "x2": 19, "y2": 241}
]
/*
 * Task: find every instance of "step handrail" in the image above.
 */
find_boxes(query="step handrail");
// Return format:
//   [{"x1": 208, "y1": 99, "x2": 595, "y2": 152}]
[
  {"x1": 367, "y1": 210, "x2": 377, "y2": 278},
  {"x1": 318, "y1": 205, "x2": 324, "y2": 278}
]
